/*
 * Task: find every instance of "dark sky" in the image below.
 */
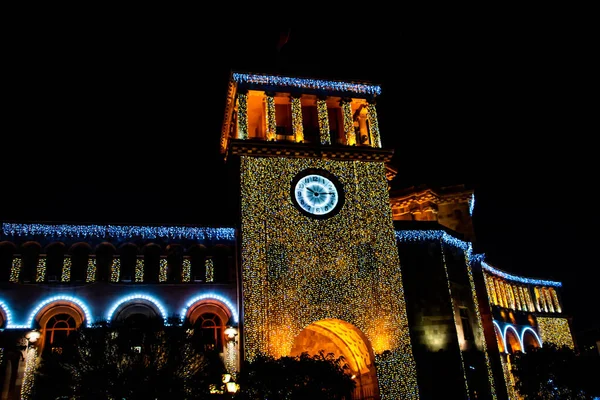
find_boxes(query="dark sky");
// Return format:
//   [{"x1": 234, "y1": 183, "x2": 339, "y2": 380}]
[{"x1": 2, "y1": 22, "x2": 597, "y2": 336}]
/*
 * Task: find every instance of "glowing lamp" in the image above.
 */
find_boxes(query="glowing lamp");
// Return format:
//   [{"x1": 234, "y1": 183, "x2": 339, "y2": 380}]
[
  {"x1": 226, "y1": 382, "x2": 239, "y2": 393},
  {"x1": 25, "y1": 330, "x2": 40, "y2": 343},
  {"x1": 224, "y1": 326, "x2": 238, "y2": 340}
]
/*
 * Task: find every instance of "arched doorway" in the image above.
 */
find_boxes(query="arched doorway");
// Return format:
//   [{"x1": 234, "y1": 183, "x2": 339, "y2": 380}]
[
  {"x1": 521, "y1": 328, "x2": 542, "y2": 353},
  {"x1": 291, "y1": 319, "x2": 380, "y2": 400},
  {"x1": 504, "y1": 326, "x2": 522, "y2": 354}
]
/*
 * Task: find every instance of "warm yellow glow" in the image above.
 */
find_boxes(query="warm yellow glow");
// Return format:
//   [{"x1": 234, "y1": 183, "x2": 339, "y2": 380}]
[
  {"x1": 291, "y1": 96, "x2": 303, "y2": 142},
  {"x1": 26, "y1": 330, "x2": 40, "y2": 343},
  {"x1": 537, "y1": 317, "x2": 574, "y2": 349}
]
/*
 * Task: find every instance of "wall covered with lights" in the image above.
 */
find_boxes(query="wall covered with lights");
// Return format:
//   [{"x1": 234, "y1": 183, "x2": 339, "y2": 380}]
[
  {"x1": 536, "y1": 317, "x2": 574, "y2": 349},
  {"x1": 240, "y1": 156, "x2": 419, "y2": 399}
]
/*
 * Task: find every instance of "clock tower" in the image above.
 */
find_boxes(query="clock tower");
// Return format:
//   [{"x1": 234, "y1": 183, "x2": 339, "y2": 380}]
[{"x1": 221, "y1": 72, "x2": 419, "y2": 399}]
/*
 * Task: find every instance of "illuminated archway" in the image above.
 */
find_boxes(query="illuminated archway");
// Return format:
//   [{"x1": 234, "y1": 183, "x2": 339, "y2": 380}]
[
  {"x1": 493, "y1": 321, "x2": 504, "y2": 353},
  {"x1": 521, "y1": 327, "x2": 542, "y2": 352},
  {"x1": 30, "y1": 297, "x2": 90, "y2": 352},
  {"x1": 291, "y1": 319, "x2": 380, "y2": 400},
  {"x1": 107, "y1": 294, "x2": 167, "y2": 324},
  {"x1": 504, "y1": 325, "x2": 522, "y2": 353}
]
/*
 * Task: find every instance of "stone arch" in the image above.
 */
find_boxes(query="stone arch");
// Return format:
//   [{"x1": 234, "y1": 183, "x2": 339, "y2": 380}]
[
  {"x1": 107, "y1": 295, "x2": 167, "y2": 326},
  {"x1": 31, "y1": 297, "x2": 90, "y2": 351},
  {"x1": 521, "y1": 327, "x2": 542, "y2": 352},
  {"x1": 291, "y1": 319, "x2": 380, "y2": 400},
  {"x1": 0, "y1": 241, "x2": 17, "y2": 282},
  {"x1": 183, "y1": 297, "x2": 234, "y2": 353},
  {"x1": 493, "y1": 321, "x2": 504, "y2": 353},
  {"x1": 504, "y1": 325, "x2": 522, "y2": 353}
]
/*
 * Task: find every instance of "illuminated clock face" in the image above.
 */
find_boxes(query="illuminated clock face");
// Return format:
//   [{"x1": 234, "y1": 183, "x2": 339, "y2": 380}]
[{"x1": 291, "y1": 170, "x2": 344, "y2": 219}]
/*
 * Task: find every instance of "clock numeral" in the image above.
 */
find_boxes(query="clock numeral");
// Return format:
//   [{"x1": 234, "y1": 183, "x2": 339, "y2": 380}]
[{"x1": 324, "y1": 205, "x2": 329, "y2": 211}]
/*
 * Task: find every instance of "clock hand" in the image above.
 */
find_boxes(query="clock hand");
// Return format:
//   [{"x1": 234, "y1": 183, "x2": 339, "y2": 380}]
[{"x1": 305, "y1": 187, "x2": 317, "y2": 194}]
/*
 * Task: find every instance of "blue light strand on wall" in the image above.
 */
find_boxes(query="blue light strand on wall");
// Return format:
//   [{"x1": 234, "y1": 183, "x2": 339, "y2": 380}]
[
  {"x1": 395, "y1": 230, "x2": 469, "y2": 251},
  {"x1": 232, "y1": 73, "x2": 382, "y2": 96},
  {"x1": 25, "y1": 296, "x2": 93, "y2": 329},
  {"x1": 2, "y1": 223, "x2": 235, "y2": 241},
  {"x1": 106, "y1": 294, "x2": 168, "y2": 324},
  {"x1": 0, "y1": 300, "x2": 13, "y2": 328},
  {"x1": 469, "y1": 193, "x2": 475, "y2": 216},
  {"x1": 482, "y1": 261, "x2": 562, "y2": 287},
  {"x1": 180, "y1": 293, "x2": 238, "y2": 324}
]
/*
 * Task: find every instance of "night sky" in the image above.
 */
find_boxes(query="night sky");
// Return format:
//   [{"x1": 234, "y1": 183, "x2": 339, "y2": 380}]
[{"x1": 3, "y1": 23, "x2": 597, "y2": 338}]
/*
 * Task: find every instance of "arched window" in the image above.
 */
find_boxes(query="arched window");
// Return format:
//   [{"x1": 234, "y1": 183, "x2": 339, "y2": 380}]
[
  {"x1": 195, "y1": 313, "x2": 223, "y2": 352},
  {"x1": 44, "y1": 313, "x2": 76, "y2": 352}
]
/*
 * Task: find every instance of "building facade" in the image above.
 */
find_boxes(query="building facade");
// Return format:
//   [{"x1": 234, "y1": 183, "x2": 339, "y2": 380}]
[{"x1": 0, "y1": 72, "x2": 574, "y2": 400}]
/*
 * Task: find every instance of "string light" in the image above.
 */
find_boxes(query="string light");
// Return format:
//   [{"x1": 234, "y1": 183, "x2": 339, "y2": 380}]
[
  {"x1": 2, "y1": 222, "x2": 235, "y2": 241},
  {"x1": 159, "y1": 258, "x2": 168, "y2": 282},
  {"x1": 0, "y1": 300, "x2": 13, "y2": 328},
  {"x1": 9, "y1": 257, "x2": 21, "y2": 282},
  {"x1": 536, "y1": 317, "x2": 574, "y2": 349},
  {"x1": 341, "y1": 101, "x2": 355, "y2": 145},
  {"x1": 26, "y1": 296, "x2": 93, "y2": 328},
  {"x1": 180, "y1": 293, "x2": 238, "y2": 324},
  {"x1": 86, "y1": 258, "x2": 96, "y2": 283},
  {"x1": 236, "y1": 93, "x2": 248, "y2": 140},
  {"x1": 20, "y1": 347, "x2": 37, "y2": 400},
  {"x1": 232, "y1": 72, "x2": 382, "y2": 96},
  {"x1": 266, "y1": 95, "x2": 276, "y2": 141},
  {"x1": 36, "y1": 257, "x2": 46, "y2": 282},
  {"x1": 205, "y1": 258, "x2": 214, "y2": 283},
  {"x1": 366, "y1": 103, "x2": 381, "y2": 148},
  {"x1": 240, "y1": 156, "x2": 419, "y2": 399},
  {"x1": 135, "y1": 259, "x2": 144, "y2": 283},
  {"x1": 182, "y1": 258, "x2": 191, "y2": 283},
  {"x1": 317, "y1": 99, "x2": 330, "y2": 144},
  {"x1": 110, "y1": 258, "x2": 120, "y2": 282},
  {"x1": 106, "y1": 294, "x2": 168, "y2": 324},
  {"x1": 481, "y1": 261, "x2": 562, "y2": 287},
  {"x1": 61, "y1": 256, "x2": 71, "y2": 282},
  {"x1": 291, "y1": 96, "x2": 303, "y2": 142}
]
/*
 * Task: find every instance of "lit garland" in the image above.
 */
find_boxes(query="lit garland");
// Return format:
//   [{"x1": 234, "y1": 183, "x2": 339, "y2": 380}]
[
  {"x1": 36, "y1": 257, "x2": 46, "y2": 283},
  {"x1": 61, "y1": 256, "x2": 71, "y2": 282},
  {"x1": 232, "y1": 72, "x2": 382, "y2": 96},
  {"x1": 20, "y1": 347, "x2": 37, "y2": 400},
  {"x1": 441, "y1": 243, "x2": 470, "y2": 396},
  {"x1": 291, "y1": 96, "x2": 303, "y2": 142},
  {"x1": 316, "y1": 99, "x2": 330, "y2": 145},
  {"x1": 26, "y1": 295, "x2": 93, "y2": 328},
  {"x1": 2, "y1": 222, "x2": 235, "y2": 241},
  {"x1": 10, "y1": 257, "x2": 21, "y2": 282},
  {"x1": 110, "y1": 258, "x2": 120, "y2": 283},
  {"x1": 106, "y1": 294, "x2": 168, "y2": 324},
  {"x1": 544, "y1": 288, "x2": 555, "y2": 313},
  {"x1": 225, "y1": 340, "x2": 237, "y2": 376},
  {"x1": 86, "y1": 258, "x2": 96, "y2": 282},
  {"x1": 499, "y1": 356, "x2": 518, "y2": 400},
  {"x1": 135, "y1": 258, "x2": 144, "y2": 283},
  {"x1": 464, "y1": 247, "x2": 498, "y2": 400},
  {"x1": 205, "y1": 258, "x2": 214, "y2": 283},
  {"x1": 481, "y1": 261, "x2": 562, "y2": 287},
  {"x1": 236, "y1": 92, "x2": 248, "y2": 140},
  {"x1": 550, "y1": 288, "x2": 561, "y2": 313},
  {"x1": 367, "y1": 103, "x2": 381, "y2": 148},
  {"x1": 266, "y1": 95, "x2": 276, "y2": 141},
  {"x1": 0, "y1": 300, "x2": 13, "y2": 328},
  {"x1": 182, "y1": 258, "x2": 191, "y2": 282},
  {"x1": 240, "y1": 156, "x2": 419, "y2": 399},
  {"x1": 180, "y1": 293, "x2": 238, "y2": 324},
  {"x1": 159, "y1": 258, "x2": 168, "y2": 282},
  {"x1": 536, "y1": 317, "x2": 574, "y2": 349},
  {"x1": 395, "y1": 230, "x2": 470, "y2": 251},
  {"x1": 341, "y1": 101, "x2": 355, "y2": 145}
]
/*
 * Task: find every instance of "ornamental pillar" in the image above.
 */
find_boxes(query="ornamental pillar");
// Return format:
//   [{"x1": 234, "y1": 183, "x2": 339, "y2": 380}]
[
  {"x1": 340, "y1": 98, "x2": 355, "y2": 145},
  {"x1": 236, "y1": 91, "x2": 248, "y2": 140},
  {"x1": 316, "y1": 97, "x2": 330, "y2": 145},
  {"x1": 265, "y1": 92, "x2": 276, "y2": 141},
  {"x1": 291, "y1": 95, "x2": 304, "y2": 143},
  {"x1": 367, "y1": 101, "x2": 382, "y2": 148}
]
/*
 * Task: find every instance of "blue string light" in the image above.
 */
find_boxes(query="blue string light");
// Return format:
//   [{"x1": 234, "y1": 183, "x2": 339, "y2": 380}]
[
  {"x1": 2, "y1": 223, "x2": 235, "y2": 241},
  {"x1": 0, "y1": 300, "x2": 13, "y2": 328},
  {"x1": 181, "y1": 293, "x2": 238, "y2": 324},
  {"x1": 482, "y1": 261, "x2": 562, "y2": 287},
  {"x1": 25, "y1": 296, "x2": 93, "y2": 328},
  {"x1": 106, "y1": 294, "x2": 168, "y2": 324},
  {"x1": 232, "y1": 73, "x2": 382, "y2": 96}
]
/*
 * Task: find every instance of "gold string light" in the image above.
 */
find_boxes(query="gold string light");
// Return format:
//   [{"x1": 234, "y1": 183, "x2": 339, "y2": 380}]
[
  {"x1": 159, "y1": 258, "x2": 168, "y2": 282},
  {"x1": 110, "y1": 258, "x2": 120, "y2": 283},
  {"x1": 135, "y1": 259, "x2": 144, "y2": 283},
  {"x1": 10, "y1": 257, "x2": 21, "y2": 282},
  {"x1": 342, "y1": 101, "x2": 355, "y2": 146},
  {"x1": 36, "y1": 257, "x2": 46, "y2": 283},
  {"x1": 537, "y1": 317, "x2": 574, "y2": 349},
  {"x1": 291, "y1": 96, "x2": 303, "y2": 142},
  {"x1": 61, "y1": 257, "x2": 71, "y2": 282},
  {"x1": 240, "y1": 156, "x2": 419, "y2": 399},
  {"x1": 86, "y1": 258, "x2": 96, "y2": 283},
  {"x1": 236, "y1": 93, "x2": 248, "y2": 140},
  {"x1": 367, "y1": 103, "x2": 381, "y2": 148},
  {"x1": 182, "y1": 258, "x2": 191, "y2": 283},
  {"x1": 316, "y1": 99, "x2": 330, "y2": 145},
  {"x1": 205, "y1": 258, "x2": 214, "y2": 283},
  {"x1": 266, "y1": 95, "x2": 276, "y2": 141}
]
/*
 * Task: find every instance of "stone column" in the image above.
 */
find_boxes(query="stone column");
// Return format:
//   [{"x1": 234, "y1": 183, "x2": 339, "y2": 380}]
[
  {"x1": 316, "y1": 97, "x2": 330, "y2": 145},
  {"x1": 265, "y1": 93, "x2": 276, "y2": 141},
  {"x1": 236, "y1": 91, "x2": 248, "y2": 140},
  {"x1": 367, "y1": 102, "x2": 382, "y2": 148},
  {"x1": 341, "y1": 98, "x2": 355, "y2": 145},
  {"x1": 291, "y1": 95, "x2": 304, "y2": 143}
]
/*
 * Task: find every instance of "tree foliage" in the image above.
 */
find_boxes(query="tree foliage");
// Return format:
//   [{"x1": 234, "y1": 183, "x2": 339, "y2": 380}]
[
  {"x1": 32, "y1": 322, "x2": 226, "y2": 400},
  {"x1": 237, "y1": 350, "x2": 356, "y2": 400},
  {"x1": 511, "y1": 343, "x2": 600, "y2": 400}
]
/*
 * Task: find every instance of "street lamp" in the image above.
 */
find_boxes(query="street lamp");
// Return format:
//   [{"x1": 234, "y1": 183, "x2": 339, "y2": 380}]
[{"x1": 25, "y1": 330, "x2": 40, "y2": 344}]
